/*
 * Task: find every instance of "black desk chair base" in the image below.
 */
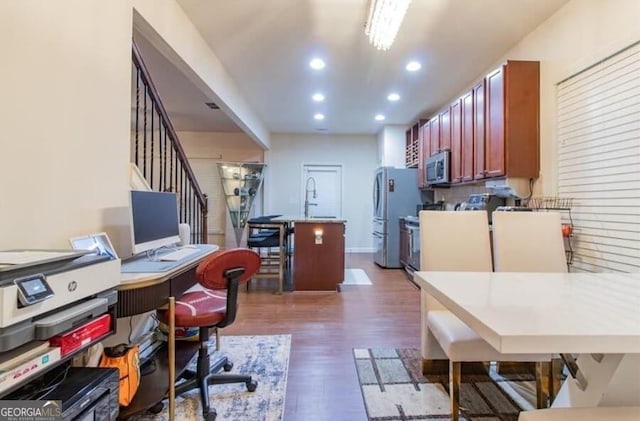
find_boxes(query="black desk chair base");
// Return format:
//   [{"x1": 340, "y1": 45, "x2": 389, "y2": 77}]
[{"x1": 174, "y1": 327, "x2": 257, "y2": 420}]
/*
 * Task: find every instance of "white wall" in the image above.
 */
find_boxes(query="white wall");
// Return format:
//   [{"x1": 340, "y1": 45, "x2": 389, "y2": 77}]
[
  {"x1": 377, "y1": 125, "x2": 408, "y2": 168},
  {"x1": 501, "y1": 0, "x2": 640, "y2": 197},
  {"x1": 441, "y1": 0, "x2": 640, "y2": 200},
  {"x1": 265, "y1": 134, "x2": 377, "y2": 252},
  {"x1": 178, "y1": 132, "x2": 264, "y2": 248},
  {"x1": 132, "y1": 0, "x2": 270, "y2": 150},
  {"x1": 0, "y1": 1, "x2": 132, "y2": 252}
]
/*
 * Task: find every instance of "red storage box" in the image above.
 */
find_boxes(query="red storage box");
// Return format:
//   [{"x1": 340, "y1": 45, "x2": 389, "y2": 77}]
[{"x1": 49, "y1": 314, "x2": 111, "y2": 356}]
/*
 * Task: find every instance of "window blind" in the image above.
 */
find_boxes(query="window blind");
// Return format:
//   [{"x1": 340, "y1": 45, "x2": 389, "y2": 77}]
[{"x1": 557, "y1": 42, "x2": 640, "y2": 272}]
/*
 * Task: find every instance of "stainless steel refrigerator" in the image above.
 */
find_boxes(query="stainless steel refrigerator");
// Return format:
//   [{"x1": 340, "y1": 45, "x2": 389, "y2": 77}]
[{"x1": 373, "y1": 167, "x2": 421, "y2": 268}]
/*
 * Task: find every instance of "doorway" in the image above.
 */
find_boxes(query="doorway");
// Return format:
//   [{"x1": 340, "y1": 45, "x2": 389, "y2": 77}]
[{"x1": 301, "y1": 165, "x2": 342, "y2": 218}]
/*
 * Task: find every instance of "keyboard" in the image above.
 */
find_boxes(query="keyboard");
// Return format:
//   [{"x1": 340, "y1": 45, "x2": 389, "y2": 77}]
[{"x1": 158, "y1": 247, "x2": 199, "y2": 262}]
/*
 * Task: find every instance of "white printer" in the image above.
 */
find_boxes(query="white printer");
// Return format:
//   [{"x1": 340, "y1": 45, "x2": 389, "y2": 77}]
[{"x1": 0, "y1": 250, "x2": 120, "y2": 352}]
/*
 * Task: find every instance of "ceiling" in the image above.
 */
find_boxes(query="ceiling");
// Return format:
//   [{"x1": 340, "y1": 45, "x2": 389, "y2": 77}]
[{"x1": 139, "y1": 0, "x2": 571, "y2": 137}]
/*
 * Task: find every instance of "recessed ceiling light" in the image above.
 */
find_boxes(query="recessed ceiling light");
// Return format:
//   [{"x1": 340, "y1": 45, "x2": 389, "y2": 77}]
[
  {"x1": 314, "y1": 113, "x2": 325, "y2": 121},
  {"x1": 312, "y1": 93, "x2": 325, "y2": 102},
  {"x1": 387, "y1": 93, "x2": 400, "y2": 102},
  {"x1": 375, "y1": 114, "x2": 386, "y2": 121},
  {"x1": 406, "y1": 61, "x2": 422, "y2": 72},
  {"x1": 309, "y1": 58, "x2": 326, "y2": 70}
]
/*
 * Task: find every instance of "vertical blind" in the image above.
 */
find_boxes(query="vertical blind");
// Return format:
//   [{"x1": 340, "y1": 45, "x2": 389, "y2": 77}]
[{"x1": 557, "y1": 41, "x2": 640, "y2": 272}]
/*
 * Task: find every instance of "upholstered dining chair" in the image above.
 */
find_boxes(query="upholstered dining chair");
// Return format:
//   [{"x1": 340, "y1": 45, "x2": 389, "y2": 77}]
[
  {"x1": 492, "y1": 211, "x2": 567, "y2": 273},
  {"x1": 419, "y1": 211, "x2": 552, "y2": 421},
  {"x1": 156, "y1": 248, "x2": 260, "y2": 421},
  {"x1": 492, "y1": 211, "x2": 568, "y2": 401}
]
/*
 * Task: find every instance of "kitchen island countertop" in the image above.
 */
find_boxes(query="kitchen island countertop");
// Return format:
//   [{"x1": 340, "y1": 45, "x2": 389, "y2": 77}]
[{"x1": 271, "y1": 216, "x2": 346, "y2": 224}]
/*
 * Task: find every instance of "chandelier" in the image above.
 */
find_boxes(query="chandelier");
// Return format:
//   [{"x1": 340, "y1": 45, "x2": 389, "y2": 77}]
[{"x1": 364, "y1": 0, "x2": 412, "y2": 51}]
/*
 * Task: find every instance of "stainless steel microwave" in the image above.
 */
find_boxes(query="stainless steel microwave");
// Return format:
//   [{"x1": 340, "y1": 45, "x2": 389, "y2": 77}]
[{"x1": 425, "y1": 150, "x2": 450, "y2": 185}]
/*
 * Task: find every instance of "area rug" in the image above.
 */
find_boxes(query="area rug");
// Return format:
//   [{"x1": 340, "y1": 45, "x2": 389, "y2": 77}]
[
  {"x1": 354, "y1": 348, "x2": 536, "y2": 420},
  {"x1": 132, "y1": 335, "x2": 290, "y2": 421},
  {"x1": 343, "y1": 268, "x2": 373, "y2": 285}
]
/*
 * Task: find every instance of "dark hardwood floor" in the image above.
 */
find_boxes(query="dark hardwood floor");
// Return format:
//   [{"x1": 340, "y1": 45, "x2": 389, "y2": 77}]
[{"x1": 223, "y1": 253, "x2": 421, "y2": 421}]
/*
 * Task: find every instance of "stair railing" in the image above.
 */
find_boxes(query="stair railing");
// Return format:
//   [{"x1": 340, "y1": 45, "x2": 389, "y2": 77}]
[{"x1": 131, "y1": 41, "x2": 208, "y2": 244}]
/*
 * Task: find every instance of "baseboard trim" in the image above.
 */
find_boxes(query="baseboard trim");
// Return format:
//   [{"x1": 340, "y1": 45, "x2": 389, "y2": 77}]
[{"x1": 346, "y1": 248, "x2": 375, "y2": 253}]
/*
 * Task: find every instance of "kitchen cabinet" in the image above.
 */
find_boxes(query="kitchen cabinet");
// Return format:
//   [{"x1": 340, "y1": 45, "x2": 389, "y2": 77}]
[
  {"x1": 439, "y1": 107, "x2": 451, "y2": 152},
  {"x1": 405, "y1": 119, "x2": 427, "y2": 168},
  {"x1": 484, "y1": 61, "x2": 540, "y2": 179},
  {"x1": 405, "y1": 126, "x2": 416, "y2": 167},
  {"x1": 450, "y1": 99, "x2": 462, "y2": 182},
  {"x1": 417, "y1": 60, "x2": 539, "y2": 185},
  {"x1": 417, "y1": 120, "x2": 431, "y2": 188},
  {"x1": 429, "y1": 115, "x2": 440, "y2": 156},
  {"x1": 473, "y1": 80, "x2": 486, "y2": 180},
  {"x1": 422, "y1": 120, "x2": 432, "y2": 157},
  {"x1": 461, "y1": 91, "x2": 474, "y2": 182}
]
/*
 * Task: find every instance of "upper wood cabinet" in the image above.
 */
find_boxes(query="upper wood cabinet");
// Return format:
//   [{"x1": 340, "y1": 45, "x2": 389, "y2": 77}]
[
  {"x1": 484, "y1": 61, "x2": 540, "y2": 178},
  {"x1": 460, "y1": 91, "x2": 474, "y2": 182},
  {"x1": 405, "y1": 120, "x2": 426, "y2": 168},
  {"x1": 405, "y1": 128, "x2": 414, "y2": 167},
  {"x1": 418, "y1": 120, "x2": 430, "y2": 188},
  {"x1": 450, "y1": 99, "x2": 462, "y2": 183},
  {"x1": 429, "y1": 114, "x2": 440, "y2": 155},
  {"x1": 422, "y1": 119, "x2": 432, "y2": 158},
  {"x1": 416, "y1": 60, "x2": 538, "y2": 189},
  {"x1": 439, "y1": 107, "x2": 451, "y2": 152},
  {"x1": 473, "y1": 80, "x2": 486, "y2": 180}
]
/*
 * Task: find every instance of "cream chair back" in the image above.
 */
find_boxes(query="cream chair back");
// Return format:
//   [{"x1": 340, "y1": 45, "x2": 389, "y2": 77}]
[
  {"x1": 492, "y1": 212, "x2": 567, "y2": 272},
  {"x1": 419, "y1": 211, "x2": 493, "y2": 271},
  {"x1": 418, "y1": 210, "x2": 494, "y2": 362}
]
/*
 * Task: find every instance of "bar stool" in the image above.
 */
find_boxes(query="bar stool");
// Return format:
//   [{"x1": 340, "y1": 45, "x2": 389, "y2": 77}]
[{"x1": 246, "y1": 215, "x2": 289, "y2": 294}]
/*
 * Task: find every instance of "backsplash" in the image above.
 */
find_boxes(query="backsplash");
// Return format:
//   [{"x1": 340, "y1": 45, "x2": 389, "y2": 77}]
[{"x1": 431, "y1": 184, "x2": 516, "y2": 210}]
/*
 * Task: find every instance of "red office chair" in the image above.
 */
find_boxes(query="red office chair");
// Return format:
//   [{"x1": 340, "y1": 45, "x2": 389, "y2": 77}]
[{"x1": 157, "y1": 248, "x2": 260, "y2": 421}]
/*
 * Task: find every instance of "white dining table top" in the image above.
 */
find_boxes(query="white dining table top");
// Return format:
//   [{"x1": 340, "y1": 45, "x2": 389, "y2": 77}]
[{"x1": 414, "y1": 271, "x2": 640, "y2": 354}]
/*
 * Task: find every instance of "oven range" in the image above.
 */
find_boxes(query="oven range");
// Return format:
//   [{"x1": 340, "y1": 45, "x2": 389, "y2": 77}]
[
  {"x1": 399, "y1": 202, "x2": 445, "y2": 280},
  {"x1": 399, "y1": 216, "x2": 420, "y2": 276}
]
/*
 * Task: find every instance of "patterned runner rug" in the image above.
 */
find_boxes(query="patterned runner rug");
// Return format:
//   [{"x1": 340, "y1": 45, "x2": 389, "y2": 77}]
[
  {"x1": 354, "y1": 348, "x2": 536, "y2": 420},
  {"x1": 132, "y1": 335, "x2": 290, "y2": 421}
]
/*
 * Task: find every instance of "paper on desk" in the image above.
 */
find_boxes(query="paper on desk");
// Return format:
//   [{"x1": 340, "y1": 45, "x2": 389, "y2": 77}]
[{"x1": 0, "y1": 250, "x2": 76, "y2": 265}]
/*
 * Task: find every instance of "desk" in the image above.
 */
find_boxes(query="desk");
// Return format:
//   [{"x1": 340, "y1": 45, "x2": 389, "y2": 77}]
[
  {"x1": 414, "y1": 271, "x2": 640, "y2": 408},
  {"x1": 117, "y1": 244, "x2": 219, "y2": 420}
]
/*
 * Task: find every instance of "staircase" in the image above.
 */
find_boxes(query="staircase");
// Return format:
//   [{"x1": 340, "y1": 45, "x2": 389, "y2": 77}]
[{"x1": 131, "y1": 41, "x2": 207, "y2": 244}]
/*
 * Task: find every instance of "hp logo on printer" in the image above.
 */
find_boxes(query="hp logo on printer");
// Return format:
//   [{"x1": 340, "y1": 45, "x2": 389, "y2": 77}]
[{"x1": 68, "y1": 281, "x2": 77, "y2": 292}]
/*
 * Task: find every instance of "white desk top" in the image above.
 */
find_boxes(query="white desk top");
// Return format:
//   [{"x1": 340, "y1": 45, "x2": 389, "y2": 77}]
[
  {"x1": 415, "y1": 271, "x2": 640, "y2": 354},
  {"x1": 119, "y1": 244, "x2": 219, "y2": 289}
]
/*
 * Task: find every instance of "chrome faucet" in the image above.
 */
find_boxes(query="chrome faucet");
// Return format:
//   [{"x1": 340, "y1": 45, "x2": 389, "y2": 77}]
[{"x1": 304, "y1": 176, "x2": 317, "y2": 218}]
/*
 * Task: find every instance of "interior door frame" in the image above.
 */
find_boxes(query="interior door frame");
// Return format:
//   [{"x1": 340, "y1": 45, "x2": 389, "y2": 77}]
[{"x1": 300, "y1": 163, "x2": 343, "y2": 218}]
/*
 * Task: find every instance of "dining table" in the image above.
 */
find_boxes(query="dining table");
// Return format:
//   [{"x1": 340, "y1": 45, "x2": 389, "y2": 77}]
[{"x1": 414, "y1": 271, "x2": 640, "y2": 408}]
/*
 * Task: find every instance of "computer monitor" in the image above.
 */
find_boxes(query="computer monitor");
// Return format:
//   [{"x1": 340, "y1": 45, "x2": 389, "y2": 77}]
[{"x1": 129, "y1": 190, "x2": 180, "y2": 255}]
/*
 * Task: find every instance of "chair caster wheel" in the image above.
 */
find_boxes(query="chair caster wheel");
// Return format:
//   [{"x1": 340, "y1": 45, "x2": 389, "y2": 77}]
[
  {"x1": 148, "y1": 402, "x2": 164, "y2": 414},
  {"x1": 223, "y1": 361, "x2": 233, "y2": 371},
  {"x1": 246, "y1": 380, "x2": 258, "y2": 392},
  {"x1": 205, "y1": 412, "x2": 217, "y2": 421}
]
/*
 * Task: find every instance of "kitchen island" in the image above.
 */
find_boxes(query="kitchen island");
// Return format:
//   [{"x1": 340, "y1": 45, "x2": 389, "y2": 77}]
[{"x1": 273, "y1": 217, "x2": 346, "y2": 291}]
